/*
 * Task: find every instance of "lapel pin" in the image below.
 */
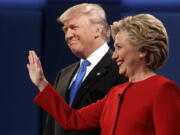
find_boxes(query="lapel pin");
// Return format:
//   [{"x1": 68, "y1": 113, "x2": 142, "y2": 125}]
[{"x1": 96, "y1": 72, "x2": 101, "y2": 76}]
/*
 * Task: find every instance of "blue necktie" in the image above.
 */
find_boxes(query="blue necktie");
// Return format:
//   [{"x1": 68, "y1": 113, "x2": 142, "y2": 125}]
[{"x1": 69, "y1": 60, "x2": 90, "y2": 106}]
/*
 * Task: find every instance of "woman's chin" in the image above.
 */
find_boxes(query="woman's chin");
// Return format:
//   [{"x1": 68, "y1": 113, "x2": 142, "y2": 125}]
[
  {"x1": 119, "y1": 70, "x2": 123, "y2": 75},
  {"x1": 119, "y1": 70, "x2": 127, "y2": 77}
]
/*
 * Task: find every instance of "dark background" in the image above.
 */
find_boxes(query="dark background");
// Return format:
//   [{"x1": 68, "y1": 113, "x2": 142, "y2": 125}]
[{"x1": 0, "y1": 0, "x2": 180, "y2": 135}]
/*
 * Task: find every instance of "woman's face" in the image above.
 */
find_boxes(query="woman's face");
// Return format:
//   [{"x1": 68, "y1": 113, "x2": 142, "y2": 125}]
[{"x1": 112, "y1": 32, "x2": 145, "y2": 78}]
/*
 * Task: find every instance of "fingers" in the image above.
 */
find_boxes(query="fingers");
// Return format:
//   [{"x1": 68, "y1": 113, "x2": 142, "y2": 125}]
[
  {"x1": 36, "y1": 58, "x2": 42, "y2": 69},
  {"x1": 26, "y1": 64, "x2": 32, "y2": 75},
  {"x1": 27, "y1": 64, "x2": 30, "y2": 69},
  {"x1": 28, "y1": 50, "x2": 40, "y2": 65},
  {"x1": 32, "y1": 51, "x2": 42, "y2": 69},
  {"x1": 28, "y1": 50, "x2": 43, "y2": 71},
  {"x1": 28, "y1": 51, "x2": 34, "y2": 65},
  {"x1": 31, "y1": 50, "x2": 38, "y2": 60}
]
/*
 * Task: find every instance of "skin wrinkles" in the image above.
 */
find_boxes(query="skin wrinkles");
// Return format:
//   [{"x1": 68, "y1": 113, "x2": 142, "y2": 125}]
[
  {"x1": 112, "y1": 32, "x2": 155, "y2": 82},
  {"x1": 62, "y1": 15, "x2": 102, "y2": 59}
]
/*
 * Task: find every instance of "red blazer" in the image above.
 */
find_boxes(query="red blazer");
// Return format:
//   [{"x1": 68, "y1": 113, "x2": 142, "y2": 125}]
[{"x1": 34, "y1": 75, "x2": 180, "y2": 135}]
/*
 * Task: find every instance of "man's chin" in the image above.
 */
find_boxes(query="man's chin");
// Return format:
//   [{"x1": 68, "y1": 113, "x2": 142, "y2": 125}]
[{"x1": 71, "y1": 50, "x2": 82, "y2": 58}]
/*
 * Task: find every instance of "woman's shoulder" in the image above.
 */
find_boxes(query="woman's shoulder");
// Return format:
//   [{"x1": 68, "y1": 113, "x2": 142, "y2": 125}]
[
  {"x1": 152, "y1": 75, "x2": 178, "y2": 87},
  {"x1": 150, "y1": 75, "x2": 180, "y2": 97}
]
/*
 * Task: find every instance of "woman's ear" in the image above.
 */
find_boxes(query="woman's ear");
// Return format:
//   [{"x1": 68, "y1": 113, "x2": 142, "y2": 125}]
[{"x1": 139, "y1": 52, "x2": 146, "y2": 58}]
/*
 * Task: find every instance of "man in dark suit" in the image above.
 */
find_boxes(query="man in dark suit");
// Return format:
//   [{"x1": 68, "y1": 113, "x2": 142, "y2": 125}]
[{"x1": 43, "y1": 3, "x2": 127, "y2": 135}]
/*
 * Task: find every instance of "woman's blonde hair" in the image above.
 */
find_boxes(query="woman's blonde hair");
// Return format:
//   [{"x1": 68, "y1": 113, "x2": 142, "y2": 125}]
[
  {"x1": 58, "y1": 3, "x2": 110, "y2": 41},
  {"x1": 111, "y1": 14, "x2": 169, "y2": 70}
]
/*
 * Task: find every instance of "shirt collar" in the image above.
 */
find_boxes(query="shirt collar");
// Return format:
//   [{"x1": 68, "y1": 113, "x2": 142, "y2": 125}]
[{"x1": 80, "y1": 42, "x2": 109, "y2": 66}]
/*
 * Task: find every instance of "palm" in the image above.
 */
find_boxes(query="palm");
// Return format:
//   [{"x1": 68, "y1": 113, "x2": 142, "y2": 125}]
[
  {"x1": 28, "y1": 61, "x2": 43, "y2": 85},
  {"x1": 27, "y1": 51, "x2": 47, "y2": 90}
]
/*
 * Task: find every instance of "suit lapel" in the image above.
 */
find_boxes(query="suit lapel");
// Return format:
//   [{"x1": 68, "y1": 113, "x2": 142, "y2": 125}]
[
  {"x1": 72, "y1": 49, "x2": 113, "y2": 106},
  {"x1": 56, "y1": 62, "x2": 79, "y2": 100}
]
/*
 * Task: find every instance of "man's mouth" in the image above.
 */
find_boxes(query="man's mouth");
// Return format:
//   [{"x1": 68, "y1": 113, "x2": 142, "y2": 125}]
[{"x1": 68, "y1": 40, "x2": 78, "y2": 46}]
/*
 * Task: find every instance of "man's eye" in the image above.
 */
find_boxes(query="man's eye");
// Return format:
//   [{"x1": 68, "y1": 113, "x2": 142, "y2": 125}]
[
  {"x1": 71, "y1": 25, "x2": 79, "y2": 30},
  {"x1": 73, "y1": 26, "x2": 79, "y2": 30}
]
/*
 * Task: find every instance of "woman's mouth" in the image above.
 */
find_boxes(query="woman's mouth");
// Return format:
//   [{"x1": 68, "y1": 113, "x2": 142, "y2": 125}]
[{"x1": 117, "y1": 60, "x2": 123, "y2": 67}]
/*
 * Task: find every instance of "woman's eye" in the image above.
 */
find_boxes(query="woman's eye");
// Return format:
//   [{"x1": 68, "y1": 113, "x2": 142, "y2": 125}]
[
  {"x1": 114, "y1": 44, "x2": 123, "y2": 50},
  {"x1": 116, "y1": 46, "x2": 122, "y2": 49}
]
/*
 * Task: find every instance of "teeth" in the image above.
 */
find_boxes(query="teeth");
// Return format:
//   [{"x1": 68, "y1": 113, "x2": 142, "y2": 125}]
[
  {"x1": 117, "y1": 61, "x2": 123, "y2": 66},
  {"x1": 67, "y1": 38, "x2": 78, "y2": 44},
  {"x1": 69, "y1": 40, "x2": 77, "y2": 45}
]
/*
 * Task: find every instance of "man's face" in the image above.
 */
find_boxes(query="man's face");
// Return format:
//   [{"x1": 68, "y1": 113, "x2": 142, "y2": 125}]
[{"x1": 62, "y1": 15, "x2": 98, "y2": 58}]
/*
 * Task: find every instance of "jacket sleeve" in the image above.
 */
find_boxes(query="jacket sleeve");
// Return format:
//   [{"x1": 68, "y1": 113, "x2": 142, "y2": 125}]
[
  {"x1": 153, "y1": 81, "x2": 180, "y2": 135},
  {"x1": 34, "y1": 84, "x2": 106, "y2": 130}
]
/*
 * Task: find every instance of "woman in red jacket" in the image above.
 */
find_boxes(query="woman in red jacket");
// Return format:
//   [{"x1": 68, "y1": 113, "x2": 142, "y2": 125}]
[{"x1": 27, "y1": 14, "x2": 180, "y2": 135}]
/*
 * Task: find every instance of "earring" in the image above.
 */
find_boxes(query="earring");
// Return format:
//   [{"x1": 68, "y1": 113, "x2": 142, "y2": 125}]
[{"x1": 139, "y1": 54, "x2": 144, "y2": 58}]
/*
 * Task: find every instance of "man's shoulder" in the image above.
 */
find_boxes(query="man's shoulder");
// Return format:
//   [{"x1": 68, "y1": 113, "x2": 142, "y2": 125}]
[
  {"x1": 56, "y1": 62, "x2": 78, "y2": 72},
  {"x1": 63, "y1": 62, "x2": 79, "y2": 70},
  {"x1": 54, "y1": 61, "x2": 79, "y2": 86}
]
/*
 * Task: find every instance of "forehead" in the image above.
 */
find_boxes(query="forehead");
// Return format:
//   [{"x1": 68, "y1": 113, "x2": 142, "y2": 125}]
[
  {"x1": 63, "y1": 15, "x2": 90, "y2": 27},
  {"x1": 114, "y1": 32, "x2": 128, "y2": 44}
]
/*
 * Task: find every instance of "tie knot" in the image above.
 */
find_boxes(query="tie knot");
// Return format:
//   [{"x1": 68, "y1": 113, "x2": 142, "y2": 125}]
[{"x1": 81, "y1": 60, "x2": 90, "y2": 67}]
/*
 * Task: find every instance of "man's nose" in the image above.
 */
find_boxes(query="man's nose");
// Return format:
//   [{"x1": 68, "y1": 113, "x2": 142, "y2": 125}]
[{"x1": 65, "y1": 29, "x2": 74, "y2": 40}]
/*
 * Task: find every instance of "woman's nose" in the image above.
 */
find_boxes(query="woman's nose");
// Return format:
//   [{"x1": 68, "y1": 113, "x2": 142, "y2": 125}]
[{"x1": 112, "y1": 51, "x2": 117, "y2": 60}]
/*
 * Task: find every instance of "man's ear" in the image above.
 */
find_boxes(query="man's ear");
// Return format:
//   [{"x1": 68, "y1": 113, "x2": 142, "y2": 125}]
[{"x1": 94, "y1": 27, "x2": 101, "y2": 39}]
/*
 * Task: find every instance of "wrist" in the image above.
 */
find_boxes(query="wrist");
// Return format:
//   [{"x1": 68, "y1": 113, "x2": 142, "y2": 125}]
[{"x1": 38, "y1": 79, "x2": 49, "y2": 91}]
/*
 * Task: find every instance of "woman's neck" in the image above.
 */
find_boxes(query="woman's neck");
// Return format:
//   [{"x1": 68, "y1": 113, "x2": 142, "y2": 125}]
[{"x1": 128, "y1": 68, "x2": 156, "y2": 83}]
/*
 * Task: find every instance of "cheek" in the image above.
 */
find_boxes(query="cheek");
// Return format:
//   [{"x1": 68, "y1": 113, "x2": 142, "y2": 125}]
[
  {"x1": 126, "y1": 55, "x2": 140, "y2": 67},
  {"x1": 115, "y1": 50, "x2": 123, "y2": 57}
]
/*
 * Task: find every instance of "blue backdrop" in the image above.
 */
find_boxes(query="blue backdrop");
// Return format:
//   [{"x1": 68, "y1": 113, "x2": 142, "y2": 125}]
[{"x1": 0, "y1": 0, "x2": 179, "y2": 135}]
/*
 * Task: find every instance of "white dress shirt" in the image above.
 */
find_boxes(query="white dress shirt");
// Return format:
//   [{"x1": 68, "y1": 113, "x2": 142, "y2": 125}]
[{"x1": 69, "y1": 42, "x2": 109, "y2": 87}]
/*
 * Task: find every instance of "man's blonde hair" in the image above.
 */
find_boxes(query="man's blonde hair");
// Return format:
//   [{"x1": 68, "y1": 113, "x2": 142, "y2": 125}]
[
  {"x1": 58, "y1": 3, "x2": 110, "y2": 41},
  {"x1": 111, "y1": 14, "x2": 169, "y2": 70}
]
